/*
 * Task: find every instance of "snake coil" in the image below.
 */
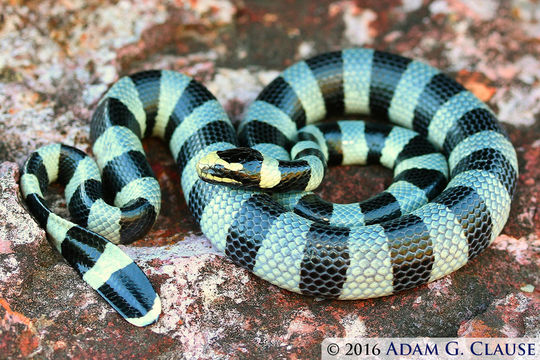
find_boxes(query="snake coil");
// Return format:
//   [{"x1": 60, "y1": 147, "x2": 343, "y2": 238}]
[{"x1": 20, "y1": 48, "x2": 518, "y2": 326}]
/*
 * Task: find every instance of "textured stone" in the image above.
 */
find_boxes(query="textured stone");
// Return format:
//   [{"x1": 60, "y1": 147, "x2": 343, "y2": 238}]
[
  {"x1": 0, "y1": 0, "x2": 538, "y2": 358},
  {"x1": 458, "y1": 292, "x2": 540, "y2": 337}
]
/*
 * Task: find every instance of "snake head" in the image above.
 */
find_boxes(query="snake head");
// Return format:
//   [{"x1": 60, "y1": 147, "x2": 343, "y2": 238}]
[{"x1": 196, "y1": 147, "x2": 264, "y2": 188}]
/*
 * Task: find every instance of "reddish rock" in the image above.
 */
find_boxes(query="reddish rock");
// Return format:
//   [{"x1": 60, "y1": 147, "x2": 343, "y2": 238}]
[
  {"x1": 458, "y1": 292, "x2": 540, "y2": 337},
  {"x1": 455, "y1": 70, "x2": 497, "y2": 102},
  {"x1": 0, "y1": 163, "x2": 45, "y2": 298}
]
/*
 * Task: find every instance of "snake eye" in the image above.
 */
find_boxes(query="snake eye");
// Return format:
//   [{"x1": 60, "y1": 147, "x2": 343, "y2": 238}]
[{"x1": 203, "y1": 163, "x2": 226, "y2": 177}]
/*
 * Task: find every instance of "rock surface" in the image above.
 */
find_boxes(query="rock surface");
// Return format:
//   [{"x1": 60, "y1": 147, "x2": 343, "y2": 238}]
[{"x1": 1, "y1": 0, "x2": 539, "y2": 358}]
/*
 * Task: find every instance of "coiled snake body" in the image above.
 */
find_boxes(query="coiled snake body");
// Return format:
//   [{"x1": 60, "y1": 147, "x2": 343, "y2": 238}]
[{"x1": 20, "y1": 48, "x2": 518, "y2": 326}]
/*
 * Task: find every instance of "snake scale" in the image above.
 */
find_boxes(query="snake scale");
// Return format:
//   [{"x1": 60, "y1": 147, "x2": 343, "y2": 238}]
[{"x1": 20, "y1": 48, "x2": 518, "y2": 327}]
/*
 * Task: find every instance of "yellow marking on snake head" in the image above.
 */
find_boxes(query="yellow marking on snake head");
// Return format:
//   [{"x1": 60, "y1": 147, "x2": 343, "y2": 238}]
[
  {"x1": 202, "y1": 173, "x2": 242, "y2": 185},
  {"x1": 196, "y1": 151, "x2": 244, "y2": 185}
]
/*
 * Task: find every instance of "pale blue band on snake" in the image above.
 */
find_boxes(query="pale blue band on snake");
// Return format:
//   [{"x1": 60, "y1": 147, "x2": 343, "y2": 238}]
[{"x1": 20, "y1": 48, "x2": 518, "y2": 327}]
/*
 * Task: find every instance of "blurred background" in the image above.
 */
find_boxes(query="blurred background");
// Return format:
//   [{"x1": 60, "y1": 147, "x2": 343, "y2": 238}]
[{"x1": 0, "y1": 0, "x2": 538, "y2": 358}]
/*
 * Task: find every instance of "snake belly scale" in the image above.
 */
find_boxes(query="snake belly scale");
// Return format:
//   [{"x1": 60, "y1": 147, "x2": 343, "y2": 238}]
[{"x1": 20, "y1": 48, "x2": 518, "y2": 326}]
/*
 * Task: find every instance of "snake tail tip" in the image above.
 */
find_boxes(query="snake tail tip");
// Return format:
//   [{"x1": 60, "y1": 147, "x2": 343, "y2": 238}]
[{"x1": 125, "y1": 295, "x2": 162, "y2": 327}]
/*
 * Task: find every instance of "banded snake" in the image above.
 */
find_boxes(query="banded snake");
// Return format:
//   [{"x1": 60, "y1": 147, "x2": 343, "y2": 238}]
[{"x1": 20, "y1": 48, "x2": 518, "y2": 326}]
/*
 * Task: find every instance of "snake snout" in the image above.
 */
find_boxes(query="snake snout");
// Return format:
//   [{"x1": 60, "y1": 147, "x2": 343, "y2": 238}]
[
  {"x1": 196, "y1": 151, "x2": 232, "y2": 182},
  {"x1": 196, "y1": 148, "x2": 263, "y2": 188}
]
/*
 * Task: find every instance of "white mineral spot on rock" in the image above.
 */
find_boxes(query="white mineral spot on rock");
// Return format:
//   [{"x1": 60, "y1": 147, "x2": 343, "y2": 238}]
[
  {"x1": 97, "y1": 65, "x2": 117, "y2": 85},
  {"x1": 151, "y1": 280, "x2": 189, "y2": 334},
  {"x1": 297, "y1": 41, "x2": 316, "y2": 58},
  {"x1": 460, "y1": 0, "x2": 499, "y2": 21},
  {"x1": 512, "y1": 0, "x2": 540, "y2": 22},
  {"x1": 343, "y1": 6, "x2": 377, "y2": 46},
  {"x1": 83, "y1": 84, "x2": 108, "y2": 106},
  {"x1": 401, "y1": 0, "x2": 423, "y2": 12},
  {"x1": 492, "y1": 234, "x2": 533, "y2": 266},
  {"x1": 515, "y1": 55, "x2": 540, "y2": 85},
  {"x1": 285, "y1": 309, "x2": 316, "y2": 339},
  {"x1": 429, "y1": 0, "x2": 450, "y2": 15},
  {"x1": 493, "y1": 87, "x2": 540, "y2": 126},
  {"x1": 207, "y1": 68, "x2": 280, "y2": 119},
  {"x1": 0, "y1": 256, "x2": 19, "y2": 283},
  {"x1": 342, "y1": 314, "x2": 367, "y2": 337}
]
